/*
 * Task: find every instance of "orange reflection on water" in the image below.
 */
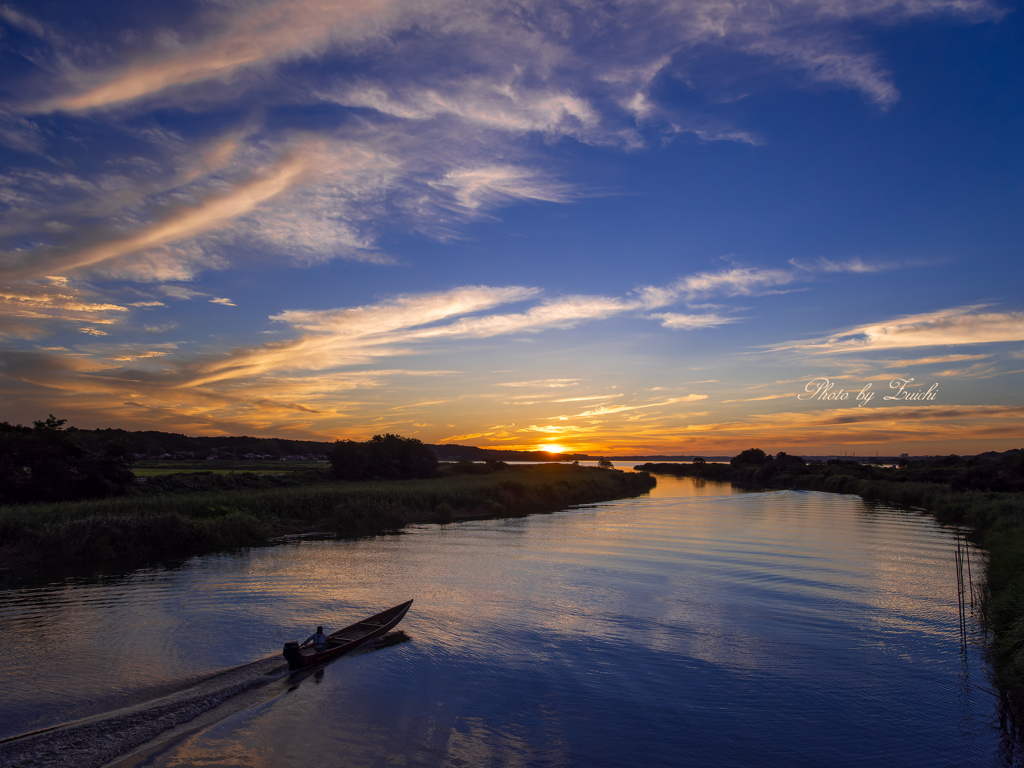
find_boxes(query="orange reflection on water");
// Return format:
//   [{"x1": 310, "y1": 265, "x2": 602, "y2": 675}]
[{"x1": 3, "y1": 477, "x2": 992, "y2": 768}]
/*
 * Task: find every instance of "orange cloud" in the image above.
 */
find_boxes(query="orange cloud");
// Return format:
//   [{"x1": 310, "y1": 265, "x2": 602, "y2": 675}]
[{"x1": 883, "y1": 353, "x2": 991, "y2": 367}]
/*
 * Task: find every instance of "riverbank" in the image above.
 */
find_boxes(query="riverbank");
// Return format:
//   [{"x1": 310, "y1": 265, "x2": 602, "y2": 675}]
[
  {"x1": 1, "y1": 482, "x2": 990, "y2": 768},
  {"x1": 637, "y1": 460, "x2": 1024, "y2": 691},
  {"x1": 0, "y1": 465, "x2": 655, "y2": 570}
]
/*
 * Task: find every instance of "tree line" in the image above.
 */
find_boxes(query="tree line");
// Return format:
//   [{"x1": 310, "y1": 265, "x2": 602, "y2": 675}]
[
  {"x1": 0, "y1": 420, "x2": 445, "y2": 504},
  {"x1": 0, "y1": 416, "x2": 135, "y2": 504},
  {"x1": 636, "y1": 447, "x2": 1024, "y2": 492}
]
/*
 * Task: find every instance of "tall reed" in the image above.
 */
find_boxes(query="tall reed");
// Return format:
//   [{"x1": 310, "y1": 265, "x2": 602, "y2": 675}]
[{"x1": 0, "y1": 465, "x2": 655, "y2": 567}]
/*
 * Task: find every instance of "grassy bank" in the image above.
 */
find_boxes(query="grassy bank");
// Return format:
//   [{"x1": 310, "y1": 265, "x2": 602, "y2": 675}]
[
  {"x1": 0, "y1": 465, "x2": 655, "y2": 569},
  {"x1": 638, "y1": 460, "x2": 1024, "y2": 690}
]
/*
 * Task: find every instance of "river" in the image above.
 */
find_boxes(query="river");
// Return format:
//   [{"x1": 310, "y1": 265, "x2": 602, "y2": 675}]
[{"x1": 0, "y1": 476, "x2": 1002, "y2": 766}]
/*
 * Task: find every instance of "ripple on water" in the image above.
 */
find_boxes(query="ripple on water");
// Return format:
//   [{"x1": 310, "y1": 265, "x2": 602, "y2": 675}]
[{"x1": 0, "y1": 482, "x2": 998, "y2": 767}]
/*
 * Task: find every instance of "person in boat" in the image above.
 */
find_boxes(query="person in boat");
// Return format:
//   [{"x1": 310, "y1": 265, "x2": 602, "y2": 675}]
[{"x1": 301, "y1": 626, "x2": 328, "y2": 651}]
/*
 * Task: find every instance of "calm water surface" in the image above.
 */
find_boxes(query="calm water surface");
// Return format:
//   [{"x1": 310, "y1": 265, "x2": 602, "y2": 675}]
[{"x1": 0, "y1": 477, "x2": 1001, "y2": 766}]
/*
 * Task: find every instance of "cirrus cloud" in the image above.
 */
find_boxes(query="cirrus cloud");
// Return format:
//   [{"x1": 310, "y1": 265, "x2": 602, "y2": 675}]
[{"x1": 774, "y1": 305, "x2": 1024, "y2": 354}]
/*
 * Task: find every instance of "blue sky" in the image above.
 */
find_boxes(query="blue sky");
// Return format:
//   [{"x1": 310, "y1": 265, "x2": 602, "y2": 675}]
[{"x1": 0, "y1": 0, "x2": 1021, "y2": 454}]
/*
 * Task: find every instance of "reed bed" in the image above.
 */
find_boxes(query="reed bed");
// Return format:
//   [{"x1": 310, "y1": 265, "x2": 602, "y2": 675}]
[{"x1": 0, "y1": 465, "x2": 655, "y2": 568}]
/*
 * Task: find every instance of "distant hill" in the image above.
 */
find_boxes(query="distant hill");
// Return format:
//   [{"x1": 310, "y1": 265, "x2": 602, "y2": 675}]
[
  {"x1": 34, "y1": 425, "x2": 1008, "y2": 464},
  {"x1": 63, "y1": 429, "x2": 591, "y2": 462},
  {"x1": 609, "y1": 455, "x2": 734, "y2": 462},
  {"x1": 432, "y1": 443, "x2": 590, "y2": 462},
  {"x1": 67, "y1": 427, "x2": 333, "y2": 460}
]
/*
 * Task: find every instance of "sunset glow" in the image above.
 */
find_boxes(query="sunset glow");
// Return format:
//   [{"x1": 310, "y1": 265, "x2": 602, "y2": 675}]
[{"x1": 0, "y1": 0, "x2": 1020, "y2": 455}]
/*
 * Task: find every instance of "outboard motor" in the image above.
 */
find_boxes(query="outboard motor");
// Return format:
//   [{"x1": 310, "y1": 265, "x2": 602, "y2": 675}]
[{"x1": 282, "y1": 641, "x2": 302, "y2": 670}]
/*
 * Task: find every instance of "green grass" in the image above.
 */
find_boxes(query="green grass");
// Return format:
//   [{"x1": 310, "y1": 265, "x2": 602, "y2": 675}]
[
  {"x1": 0, "y1": 465, "x2": 655, "y2": 568},
  {"x1": 132, "y1": 468, "x2": 287, "y2": 477},
  {"x1": 131, "y1": 460, "x2": 326, "y2": 476}
]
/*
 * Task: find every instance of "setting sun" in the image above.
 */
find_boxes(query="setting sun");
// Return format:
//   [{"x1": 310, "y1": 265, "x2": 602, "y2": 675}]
[{"x1": 0, "y1": 0, "x2": 1019, "y2": 762}]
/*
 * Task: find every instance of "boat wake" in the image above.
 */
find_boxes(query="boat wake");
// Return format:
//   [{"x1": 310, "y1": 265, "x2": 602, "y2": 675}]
[{"x1": 0, "y1": 632, "x2": 409, "y2": 768}]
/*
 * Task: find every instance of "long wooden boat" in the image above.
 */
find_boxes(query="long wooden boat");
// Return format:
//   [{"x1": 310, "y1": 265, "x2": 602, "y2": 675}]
[{"x1": 282, "y1": 599, "x2": 413, "y2": 671}]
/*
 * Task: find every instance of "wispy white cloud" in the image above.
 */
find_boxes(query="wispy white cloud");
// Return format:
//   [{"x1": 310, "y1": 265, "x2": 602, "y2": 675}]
[
  {"x1": 143, "y1": 323, "x2": 178, "y2": 334},
  {"x1": 166, "y1": 266, "x2": 891, "y2": 388},
  {"x1": 935, "y1": 362, "x2": 998, "y2": 377},
  {"x1": 2, "y1": 151, "x2": 310, "y2": 280},
  {"x1": 37, "y1": 0, "x2": 1000, "y2": 120},
  {"x1": 411, "y1": 295, "x2": 632, "y2": 339},
  {"x1": 774, "y1": 305, "x2": 1024, "y2": 353},
  {"x1": 42, "y1": 0, "x2": 408, "y2": 113},
  {"x1": 722, "y1": 393, "x2": 798, "y2": 403},
  {"x1": 789, "y1": 256, "x2": 901, "y2": 273},
  {"x1": 3, "y1": 0, "x2": 994, "y2": 294},
  {"x1": 0, "y1": 109, "x2": 46, "y2": 154},
  {"x1": 0, "y1": 130, "x2": 580, "y2": 282},
  {"x1": 550, "y1": 394, "x2": 708, "y2": 420},
  {"x1": 335, "y1": 80, "x2": 601, "y2": 139},
  {"x1": 551, "y1": 394, "x2": 623, "y2": 402},
  {"x1": 178, "y1": 285, "x2": 540, "y2": 386},
  {"x1": 275, "y1": 285, "x2": 539, "y2": 335},
  {"x1": 744, "y1": 34, "x2": 900, "y2": 107},
  {"x1": 160, "y1": 285, "x2": 209, "y2": 300},
  {"x1": 651, "y1": 312, "x2": 740, "y2": 330},
  {"x1": 635, "y1": 267, "x2": 797, "y2": 309},
  {"x1": 430, "y1": 166, "x2": 572, "y2": 211},
  {"x1": 499, "y1": 379, "x2": 580, "y2": 388}
]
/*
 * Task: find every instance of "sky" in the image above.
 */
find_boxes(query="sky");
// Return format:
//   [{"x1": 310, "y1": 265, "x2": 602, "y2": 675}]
[{"x1": 0, "y1": 0, "x2": 1022, "y2": 456}]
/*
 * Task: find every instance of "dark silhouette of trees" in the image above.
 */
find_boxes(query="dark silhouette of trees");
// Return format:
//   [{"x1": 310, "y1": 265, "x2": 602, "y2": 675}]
[
  {"x1": 0, "y1": 415, "x2": 135, "y2": 504},
  {"x1": 774, "y1": 452, "x2": 806, "y2": 468},
  {"x1": 326, "y1": 434, "x2": 438, "y2": 480},
  {"x1": 642, "y1": 448, "x2": 1024, "y2": 493},
  {"x1": 730, "y1": 448, "x2": 770, "y2": 467}
]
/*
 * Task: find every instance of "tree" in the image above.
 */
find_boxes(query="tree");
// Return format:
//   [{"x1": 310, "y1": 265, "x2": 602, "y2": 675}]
[
  {"x1": 597, "y1": 457, "x2": 614, "y2": 469},
  {"x1": 730, "y1": 448, "x2": 770, "y2": 467},
  {"x1": 327, "y1": 434, "x2": 438, "y2": 480},
  {"x1": 0, "y1": 415, "x2": 135, "y2": 504},
  {"x1": 326, "y1": 440, "x2": 370, "y2": 480},
  {"x1": 774, "y1": 452, "x2": 806, "y2": 468}
]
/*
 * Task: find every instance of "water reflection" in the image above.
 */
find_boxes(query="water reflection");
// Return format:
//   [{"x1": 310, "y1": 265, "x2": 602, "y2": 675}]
[{"x1": 0, "y1": 479, "x2": 1002, "y2": 767}]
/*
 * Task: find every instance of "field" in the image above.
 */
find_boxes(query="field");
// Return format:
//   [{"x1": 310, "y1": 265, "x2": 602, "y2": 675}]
[{"x1": 130, "y1": 459, "x2": 328, "y2": 477}]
